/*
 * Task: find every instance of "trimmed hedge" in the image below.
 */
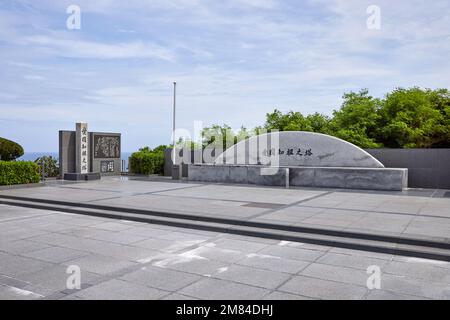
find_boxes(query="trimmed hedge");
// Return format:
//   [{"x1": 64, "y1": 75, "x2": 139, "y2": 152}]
[
  {"x1": 0, "y1": 137, "x2": 24, "y2": 161},
  {"x1": 129, "y1": 147, "x2": 165, "y2": 175},
  {"x1": 0, "y1": 161, "x2": 41, "y2": 185}
]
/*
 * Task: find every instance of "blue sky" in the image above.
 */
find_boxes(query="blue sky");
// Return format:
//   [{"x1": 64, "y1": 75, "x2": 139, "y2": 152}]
[{"x1": 0, "y1": 0, "x2": 449, "y2": 152}]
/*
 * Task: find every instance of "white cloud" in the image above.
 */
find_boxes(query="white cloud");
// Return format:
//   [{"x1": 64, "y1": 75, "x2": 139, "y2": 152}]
[{"x1": 20, "y1": 35, "x2": 175, "y2": 61}]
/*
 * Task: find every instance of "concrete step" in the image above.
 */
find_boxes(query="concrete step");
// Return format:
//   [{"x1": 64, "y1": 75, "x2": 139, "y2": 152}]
[
  {"x1": 0, "y1": 194, "x2": 449, "y2": 248},
  {"x1": 1, "y1": 195, "x2": 450, "y2": 261}
]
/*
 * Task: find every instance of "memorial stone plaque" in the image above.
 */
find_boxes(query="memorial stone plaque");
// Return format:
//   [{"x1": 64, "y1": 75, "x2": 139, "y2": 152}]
[
  {"x1": 76, "y1": 122, "x2": 89, "y2": 174},
  {"x1": 93, "y1": 135, "x2": 121, "y2": 159}
]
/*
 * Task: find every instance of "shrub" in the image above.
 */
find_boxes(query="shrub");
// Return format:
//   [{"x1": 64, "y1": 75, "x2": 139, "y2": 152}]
[
  {"x1": 0, "y1": 137, "x2": 24, "y2": 161},
  {"x1": 0, "y1": 161, "x2": 41, "y2": 185},
  {"x1": 34, "y1": 156, "x2": 59, "y2": 178},
  {"x1": 129, "y1": 146, "x2": 165, "y2": 175}
]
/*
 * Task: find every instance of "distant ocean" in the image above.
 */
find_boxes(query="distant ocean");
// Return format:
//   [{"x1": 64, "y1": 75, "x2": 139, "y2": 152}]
[{"x1": 18, "y1": 152, "x2": 133, "y2": 170}]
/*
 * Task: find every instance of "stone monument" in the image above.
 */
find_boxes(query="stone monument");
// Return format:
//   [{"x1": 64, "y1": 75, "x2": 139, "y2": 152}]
[
  {"x1": 59, "y1": 123, "x2": 121, "y2": 180},
  {"x1": 188, "y1": 131, "x2": 408, "y2": 191}
]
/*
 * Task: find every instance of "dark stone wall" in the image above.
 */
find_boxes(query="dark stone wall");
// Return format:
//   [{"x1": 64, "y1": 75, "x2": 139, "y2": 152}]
[
  {"x1": 366, "y1": 149, "x2": 450, "y2": 189},
  {"x1": 59, "y1": 131, "x2": 76, "y2": 177}
]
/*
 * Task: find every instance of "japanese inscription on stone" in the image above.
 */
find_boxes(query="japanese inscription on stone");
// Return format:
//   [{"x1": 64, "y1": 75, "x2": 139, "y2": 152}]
[
  {"x1": 93, "y1": 135, "x2": 120, "y2": 159},
  {"x1": 76, "y1": 122, "x2": 89, "y2": 174},
  {"x1": 262, "y1": 147, "x2": 313, "y2": 157}
]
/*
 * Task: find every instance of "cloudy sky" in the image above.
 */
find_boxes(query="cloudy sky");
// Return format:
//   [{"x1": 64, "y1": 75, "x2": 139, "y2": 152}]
[{"x1": 0, "y1": 0, "x2": 449, "y2": 152}]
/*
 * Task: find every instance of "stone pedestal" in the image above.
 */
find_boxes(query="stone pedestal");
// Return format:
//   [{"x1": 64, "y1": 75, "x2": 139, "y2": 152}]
[
  {"x1": 187, "y1": 164, "x2": 408, "y2": 191},
  {"x1": 63, "y1": 172, "x2": 101, "y2": 181}
]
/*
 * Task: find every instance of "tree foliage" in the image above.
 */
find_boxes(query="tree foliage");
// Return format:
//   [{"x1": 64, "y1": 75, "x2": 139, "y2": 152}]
[
  {"x1": 187, "y1": 87, "x2": 450, "y2": 150},
  {"x1": 0, "y1": 137, "x2": 24, "y2": 161}
]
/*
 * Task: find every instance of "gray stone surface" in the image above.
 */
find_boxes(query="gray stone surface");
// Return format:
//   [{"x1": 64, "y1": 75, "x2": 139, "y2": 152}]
[
  {"x1": 59, "y1": 128, "x2": 121, "y2": 178},
  {"x1": 366, "y1": 148, "x2": 450, "y2": 189},
  {"x1": 215, "y1": 131, "x2": 384, "y2": 168},
  {"x1": 279, "y1": 275, "x2": 368, "y2": 300},
  {"x1": 165, "y1": 147, "x2": 450, "y2": 189},
  {"x1": 188, "y1": 164, "x2": 408, "y2": 191},
  {"x1": 1, "y1": 177, "x2": 450, "y2": 300}
]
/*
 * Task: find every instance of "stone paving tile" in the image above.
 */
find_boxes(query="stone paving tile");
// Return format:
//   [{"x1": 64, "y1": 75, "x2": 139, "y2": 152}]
[
  {"x1": 91, "y1": 244, "x2": 161, "y2": 263},
  {"x1": 273, "y1": 240, "x2": 332, "y2": 251},
  {"x1": 279, "y1": 275, "x2": 367, "y2": 300},
  {"x1": 0, "y1": 239, "x2": 51, "y2": 255},
  {"x1": 58, "y1": 226, "x2": 117, "y2": 238},
  {"x1": 236, "y1": 253, "x2": 310, "y2": 274},
  {"x1": 0, "y1": 252, "x2": 54, "y2": 277},
  {"x1": 62, "y1": 254, "x2": 137, "y2": 275},
  {"x1": 257, "y1": 245, "x2": 326, "y2": 262},
  {"x1": 22, "y1": 246, "x2": 89, "y2": 264},
  {"x1": 132, "y1": 237, "x2": 187, "y2": 252},
  {"x1": 89, "y1": 221, "x2": 135, "y2": 232},
  {"x1": 299, "y1": 217, "x2": 355, "y2": 228},
  {"x1": 212, "y1": 238, "x2": 270, "y2": 253},
  {"x1": 179, "y1": 278, "x2": 270, "y2": 300},
  {"x1": 300, "y1": 263, "x2": 369, "y2": 287},
  {"x1": 161, "y1": 293, "x2": 197, "y2": 300},
  {"x1": 60, "y1": 217, "x2": 109, "y2": 227},
  {"x1": 120, "y1": 226, "x2": 174, "y2": 238},
  {"x1": 88, "y1": 231, "x2": 148, "y2": 245},
  {"x1": 383, "y1": 260, "x2": 450, "y2": 284},
  {"x1": 155, "y1": 230, "x2": 212, "y2": 243},
  {"x1": 182, "y1": 244, "x2": 247, "y2": 264},
  {"x1": 392, "y1": 256, "x2": 450, "y2": 269},
  {"x1": 364, "y1": 290, "x2": 427, "y2": 300},
  {"x1": 262, "y1": 291, "x2": 316, "y2": 300},
  {"x1": 18, "y1": 264, "x2": 102, "y2": 297},
  {"x1": 0, "y1": 284, "x2": 43, "y2": 300},
  {"x1": 327, "y1": 247, "x2": 393, "y2": 260},
  {"x1": 213, "y1": 264, "x2": 291, "y2": 289},
  {"x1": 158, "y1": 255, "x2": 230, "y2": 277},
  {"x1": 218, "y1": 234, "x2": 280, "y2": 245},
  {"x1": 315, "y1": 252, "x2": 390, "y2": 270},
  {"x1": 72, "y1": 279, "x2": 168, "y2": 300},
  {"x1": 402, "y1": 226, "x2": 450, "y2": 239},
  {"x1": 0, "y1": 228, "x2": 48, "y2": 242},
  {"x1": 120, "y1": 266, "x2": 201, "y2": 291},
  {"x1": 380, "y1": 274, "x2": 450, "y2": 299}
]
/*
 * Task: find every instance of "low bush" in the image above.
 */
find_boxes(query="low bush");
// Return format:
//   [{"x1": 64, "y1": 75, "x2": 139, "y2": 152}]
[
  {"x1": 34, "y1": 156, "x2": 59, "y2": 178},
  {"x1": 129, "y1": 146, "x2": 166, "y2": 175},
  {"x1": 0, "y1": 161, "x2": 41, "y2": 185},
  {"x1": 0, "y1": 137, "x2": 24, "y2": 161}
]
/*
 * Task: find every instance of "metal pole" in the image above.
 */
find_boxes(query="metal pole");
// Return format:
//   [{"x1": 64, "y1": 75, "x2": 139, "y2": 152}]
[{"x1": 172, "y1": 82, "x2": 177, "y2": 166}]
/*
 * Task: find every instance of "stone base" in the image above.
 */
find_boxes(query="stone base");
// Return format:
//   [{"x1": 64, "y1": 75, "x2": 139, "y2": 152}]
[
  {"x1": 187, "y1": 164, "x2": 408, "y2": 191},
  {"x1": 64, "y1": 172, "x2": 101, "y2": 181}
]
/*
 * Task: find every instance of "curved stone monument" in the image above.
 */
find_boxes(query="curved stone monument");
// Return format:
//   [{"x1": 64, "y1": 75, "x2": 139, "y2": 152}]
[
  {"x1": 214, "y1": 131, "x2": 384, "y2": 168},
  {"x1": 188, "y1": 131, "x2": 408, "y2": 191}
]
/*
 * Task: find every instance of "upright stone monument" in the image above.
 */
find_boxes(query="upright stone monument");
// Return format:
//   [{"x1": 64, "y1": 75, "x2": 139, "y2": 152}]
[
  {"x1": 188, "y1": 131, "x2": 408, "y2": 191},
  {"x1": 59, "y1": 123, "x2": 121, "y2": 180},
  {"x1": 75, "y1": 122, "x2": 89, "y2": 174}
]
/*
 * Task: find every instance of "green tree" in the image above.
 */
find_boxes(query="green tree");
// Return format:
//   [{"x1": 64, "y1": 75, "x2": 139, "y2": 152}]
[
  {"x1": 306, "y1": 112, "x2": 332, "y2": 134},
  {"x1": 201, "y1": 124, "x2": 236, "y2": 150},
  {"x1": 330, "y1": 89, "x2": 383, "y2": 148},
  {"x1": 0, "y1": 137, "x2": 24, "y2": 161},
  {"x1": 377, "y1": 87, "x2": 450, "y2": 148},
  {"x1": 264, "y1": 109, "x2": 313, "y2": 132}
]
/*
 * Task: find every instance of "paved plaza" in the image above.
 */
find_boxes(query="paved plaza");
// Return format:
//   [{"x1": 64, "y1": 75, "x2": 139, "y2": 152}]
[{"x1": 0, "y1": 177, "x2": 449, "y2": 300}]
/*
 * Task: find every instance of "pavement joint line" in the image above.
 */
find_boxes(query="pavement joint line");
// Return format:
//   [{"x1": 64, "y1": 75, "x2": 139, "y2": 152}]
[
  {"x1": 297, "y1": 204, "x2": 450, "y2": 220},
  {"x1": 84, "y1": 183, "x2": 213, "y2": 203},
  {"x1": 2, "y1": 198, "x2": 450, "y2": 259},
  {"x1": 2, "y1": 207, "x2": 448, "y2": 300},
  {"x1": 245, "y1": 191, "x2": 335, "y2": 220}
]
